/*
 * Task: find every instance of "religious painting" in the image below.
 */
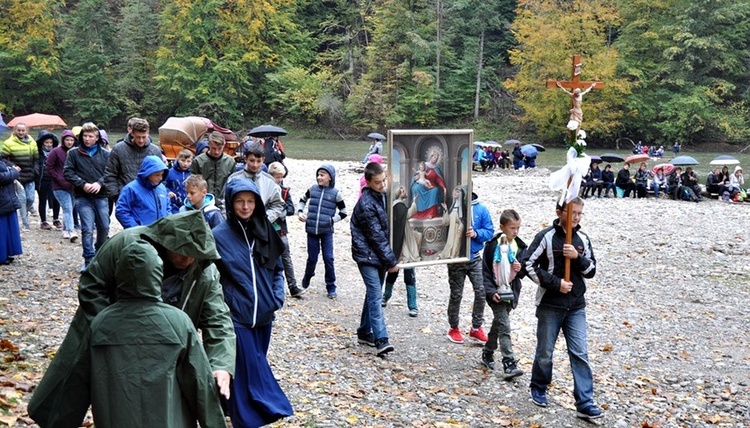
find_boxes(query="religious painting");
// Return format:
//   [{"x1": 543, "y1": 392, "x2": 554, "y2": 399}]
[{"x1": 387, "y1": 129, "x2": 473, "y2": 268}]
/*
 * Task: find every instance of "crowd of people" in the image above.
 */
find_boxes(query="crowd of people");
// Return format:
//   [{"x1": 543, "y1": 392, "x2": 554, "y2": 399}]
[
  {"x1": 579, "y1": 161, "x2": 746, "y2": 202},
  {"x1": 472, "y1": 143, "x2": 538, "y2": 171},
  {"x1": 13, "y1": 120, "x2": 750, "y2": 425}
]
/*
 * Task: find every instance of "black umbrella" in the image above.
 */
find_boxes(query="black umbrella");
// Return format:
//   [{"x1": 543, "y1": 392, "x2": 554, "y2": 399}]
[
  {"x1": 530, "y1": 143, "x2": 546, "y2": 152},
  {"x1": 248, "y1": 124, "x2": 288, "y2": 137},
  {"x1": 368, "y1": 132, "x2": 386, "y2": 141},
  {"x1": 600, "y1": 153, "x2": 625, "y2": 163}
]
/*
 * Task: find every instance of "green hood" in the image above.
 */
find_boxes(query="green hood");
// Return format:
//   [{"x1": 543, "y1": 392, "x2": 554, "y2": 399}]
[
  {"x1": 116, "y1": 240, "x2": 163, "y2": 301},
  {"x1": 140, "y1": 210, "x2": 220, "y2": 261}
]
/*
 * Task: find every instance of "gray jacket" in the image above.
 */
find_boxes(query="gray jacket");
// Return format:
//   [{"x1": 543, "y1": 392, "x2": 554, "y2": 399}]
[
  {"x1": 227, "y1": 168, "x2": 285, "y2": 223},
  {"x1": 103, "y1": 134, "x2": 162, "y2": 197}
]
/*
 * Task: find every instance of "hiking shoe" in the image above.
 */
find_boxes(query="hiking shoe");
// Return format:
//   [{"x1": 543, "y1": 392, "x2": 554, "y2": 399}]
[
  {"x1": 381, "y1": 297, "x2": 389, "y2": 308},
  {"x1": 408, "y1": 308, "x2": 418, "y2": 317},
  {"x1": 530, "y1": 388, "x2": 548, "y2": 407},
  {"x1": 502, "y1": 359, "x2": 524, "y2": 380},
  {"x1": 53, "y1": 220, "x2": 62, "y2": 229},
  {"x1": 447, "y1": 327, "x2": 464, "y2": 344},
  {"x1": 357, "y1": 333, "x2": 376, "y2": 347},
  {"x1": 480, "y1": 351, "x2": 495, "y2": 370},
  {"x1": 289, "y1": 286, "x2": 307, "y2": 298},
  {"x1": 70, "y1": 232, "x2": 78, "y2": 243},
  {"x1": 375, "y1": 339, "x2": 394, "y2": 356},
  {"x1": 41, "y1": 222, "x2": 52, "y2": 230},
  {"x1": 576, "y1": 405, "x2": 604, "y2": 420},
  {"x1": 469, "y1": 327, "x2": 488, "y2": 344}
]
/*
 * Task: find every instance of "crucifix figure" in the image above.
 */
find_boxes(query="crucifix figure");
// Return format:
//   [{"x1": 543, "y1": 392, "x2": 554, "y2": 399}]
[
  {"x1": 546, "y1": 55, "x2": 604, "y2": 127},
  {"x1": 545, "y1": 55, "x2": 604, "y2": 281}
]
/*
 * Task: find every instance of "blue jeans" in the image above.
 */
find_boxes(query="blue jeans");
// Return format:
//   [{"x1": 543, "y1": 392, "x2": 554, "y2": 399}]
[
  {"x1": 76, "y1": 196, "x2": 110, "y2": 263},
  {"x1": 303, "y1": 232, "x2": 335, "y2": 292},
  {"x1": 357, "y1": 264, "x2": 389, "y2": 342},
  {"x1": 530, "y1": 306, "x2": 595, "y2": 410},
  {"x1": 53, "y1": 190, "x2": 75, "y2": 232},
  {"x1": 16, "y1": 181, "x2": 35, "y2": 228}
]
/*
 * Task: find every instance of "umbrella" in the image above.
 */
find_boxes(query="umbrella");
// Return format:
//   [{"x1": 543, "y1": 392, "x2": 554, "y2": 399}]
[
  {"x1": 472, "y1": 141, "x2": 485, "y2": 147},
  {"x1": 600, "y1": 153, "x2": 625, "y2": 163},
  {"x1": 247, "y1": 124, "x2": 287, "y2": 137},
  {"x1": 0, "y1": 113, "x2": 7, "y2": 135},
  {"x1": 530, "y1": 143, "x2": 546, "y2": 152},
  {"x1": 652, "y1": 163, "x2": 675, "y2": 176},
  {"x1": 589, "y1": 155, "x2": 602, "y2": 164},
  {"x1": 368, "y1": 132, "x2": 386, "y2": 141},
  {"x1": 709, "y1": 155, "x2": 740, "y2": 166},
  {"x1": 159, "y1": 117, "x2": 209, "y2": 159},
  {"x1": 504, "y1": 139, "x2": 521, "y2": 146},
  {"x1": 7, "y1": 113, "x2": 67, "y2": 129},
  {"x1": 670, "y1": 155, "x2": 700, "y2": 166},
  {"x1": 625, "y1": 153, "x2": 650, "y2": 164},
  {"x1": 520, "y1": 144, "x2": 538, "y2": 158}
]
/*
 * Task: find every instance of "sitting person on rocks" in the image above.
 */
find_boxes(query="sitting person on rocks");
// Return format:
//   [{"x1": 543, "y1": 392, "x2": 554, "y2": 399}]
[
  {"x1": 706, "y1": 167, "x2": 725, "y2": 195},
  {"x1": 666, "y1": 167, "x2": 683, "y2": 198},
  {"x1": 651, "y1": 167, "x2": 667, "y2": 198},
  {"x1": 728, "y1": 166, "x2": 744, "y2": 200},
  {"x1": 680, "y1": 167, "x2": 703, "y2": 201},
  {"x1": 634, "y1": 162, "x2": 650, "y2": 198},
  {"x1": 615, "y1": 163, "x2": 635, "y2": 198},
  {"x1": 601, "y1": 164, "x2": 616, "y2": 197}
]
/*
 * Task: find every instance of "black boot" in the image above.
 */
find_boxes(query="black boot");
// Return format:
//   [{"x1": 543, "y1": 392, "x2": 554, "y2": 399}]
[
  {"x1": 502, "y1": 358, "x2": 524, "y2": 380},
  {"x1": 481, "y1": 351, "x2": 495, "y2": 370}
]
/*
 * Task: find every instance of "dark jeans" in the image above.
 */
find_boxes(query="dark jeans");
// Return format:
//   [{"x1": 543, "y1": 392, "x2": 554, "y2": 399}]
[
  {"x1": 484, "y1": 299, "x2": 515, "y2": 361},
  {"x1": 37, "y1": 180, "x2": 59, "y2": 223},
  {"x1": 76, "y1": 196, "x2": 110, "y2": 263},
  {"x1": 303, "y1": 232, "x2": 335, "y2": 292},
  {"x1": 601, "y1": 182, "x2": 616, "y2": 197},
  {"x1": 447, "y1": 257, "x2": 485, "y2": 329},
  {"x1": 530, "y1": 306, "x2": 595, "y2": 410}
]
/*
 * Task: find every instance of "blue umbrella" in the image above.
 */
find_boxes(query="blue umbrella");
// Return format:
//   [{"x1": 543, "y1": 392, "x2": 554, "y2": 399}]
[
  {"x1": 368, "y1": 132, "x2": 386, "y2": 141},
  {"x1": 670, "y1": 155, "x2": 700, "y2": 166},
  {"x1": 0, "y1": 112, "x2": 7, "y2": 135},
  {"x1": 504, "y1": 139, "x2": 521, "y2": 146},
  {"x1": 520, "y1": 144, "x2": 538, "y2": 158}
]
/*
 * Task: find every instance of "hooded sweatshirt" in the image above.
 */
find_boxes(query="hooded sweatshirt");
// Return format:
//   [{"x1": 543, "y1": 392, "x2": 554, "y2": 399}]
[
  {"x1": 115, "y1": 155, "x2": 169, "y2": 229},
  {"x1": 212, "y1": 179, "x2": 285, "y2": 328},
  {"x1": 227, "y1": 164, "x2": 285, "y2": 223},
  {"x1": 166, "y1": 161, "x2": 191, "y2": 214},
  {"x1": 28, "y1": 211, "x2": 235, "y2": 428},
  {"x1": 85, "y1": 240, "x2": 227, "y2": 428},
  {"x1": 36, "y1": 130, "x2": 59, "y2": 186},
  {"x1": 46, "y1": 130, "x2": 75, "y2": 191},
  {"x1": 180, "y1": 192, "x2": 223, "y2": 229}
]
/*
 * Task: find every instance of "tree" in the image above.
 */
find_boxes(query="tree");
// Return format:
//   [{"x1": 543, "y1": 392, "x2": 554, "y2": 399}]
[
  {"x1": 616, "y1": 0, "x2": 750, "y2": 145},
  {"x1": 0, "y1": 0, "x2": 61, "y2": 114},
  {"x1": 505, "y1": 0, "x2": 628, "y2": 143}
]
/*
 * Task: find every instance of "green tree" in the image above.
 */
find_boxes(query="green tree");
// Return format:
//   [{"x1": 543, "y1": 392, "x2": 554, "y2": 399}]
[
  {"x1": 616, "y1": 0, "x2": 750, "y2": 145},
  {"x1": 505, "y1": 0, "x2": 628, "y2": 143},
  {"x1": 155, "y1": 0, "x2": 302, "y2": 128},
  {"x1": 0, "y1": 0, "x2": 61, "y2": 114}
]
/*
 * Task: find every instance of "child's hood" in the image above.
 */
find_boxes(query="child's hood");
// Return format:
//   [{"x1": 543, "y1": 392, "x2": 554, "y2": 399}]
[
  {"x1": 184, "y1": 193, "x2": 216, "y2": 211},
  {"x1": 115, "y1": 240, "x2": 163, "y2": 301},
  {"x1": 317, "y1": 164, "x2": 336, "y2": 188},
  {"x1": 137, "y1": 155, "x2": 168, "y2": 188}
]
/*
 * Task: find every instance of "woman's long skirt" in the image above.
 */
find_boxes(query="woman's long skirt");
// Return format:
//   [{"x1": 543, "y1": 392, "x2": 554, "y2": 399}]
[{"x1": 0, "y1": 211, "x2": 22, "y2": 263}]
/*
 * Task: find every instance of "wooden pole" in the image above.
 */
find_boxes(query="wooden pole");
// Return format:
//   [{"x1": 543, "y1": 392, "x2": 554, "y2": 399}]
[{"x1": 564, "y1": 177, "x2": 573, "y2": 282}]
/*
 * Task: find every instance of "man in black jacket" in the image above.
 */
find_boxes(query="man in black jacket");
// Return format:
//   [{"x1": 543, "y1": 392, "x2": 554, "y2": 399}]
[
  {"x1": 350, "y1": 162, "x2": 398, "y2": 357},
  {"x1": 523, "y1": 197, "x2": 603, "y2": 421}
]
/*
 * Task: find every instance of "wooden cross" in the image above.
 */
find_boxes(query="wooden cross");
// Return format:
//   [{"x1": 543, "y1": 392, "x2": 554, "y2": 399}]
[
  {"x1": 545, "y1": 55, "x2": 604, "y2": 282},
  {"x1": 546, "y1": 55, "x2": 604, "y2": 123}
]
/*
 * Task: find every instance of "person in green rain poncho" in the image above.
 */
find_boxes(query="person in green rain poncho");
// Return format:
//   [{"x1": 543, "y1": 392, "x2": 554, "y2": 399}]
[{"x1": 29, "y1": 211, "x2": 236, "y2": 428}]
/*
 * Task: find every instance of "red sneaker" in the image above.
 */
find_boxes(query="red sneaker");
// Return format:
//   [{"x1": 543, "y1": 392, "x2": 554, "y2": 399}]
[
  {"x1": 447, "y1": 327, "x2": 464, "y2": 344},
  {"x1": 469, "y1": 327, "x2": 488, "y2": 344}
]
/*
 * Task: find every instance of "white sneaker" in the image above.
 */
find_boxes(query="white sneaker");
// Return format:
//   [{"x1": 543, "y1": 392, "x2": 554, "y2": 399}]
[
  {"x1": 62, "y1": 230, "x2": 70, "y2": 239},
  {"x1": 69, "y1": 232, "x2": 78, "y2": 243}
]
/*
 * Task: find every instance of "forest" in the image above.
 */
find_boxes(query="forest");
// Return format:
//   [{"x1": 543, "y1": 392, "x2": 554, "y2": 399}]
[{"x1": 1, "y1": 0, "x2": 749, "y2": 147}]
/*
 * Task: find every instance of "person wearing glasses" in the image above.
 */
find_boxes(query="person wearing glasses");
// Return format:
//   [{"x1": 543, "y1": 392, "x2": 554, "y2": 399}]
[{"x1": 523, "y1": 197, "x2": 603, "y2": 421}]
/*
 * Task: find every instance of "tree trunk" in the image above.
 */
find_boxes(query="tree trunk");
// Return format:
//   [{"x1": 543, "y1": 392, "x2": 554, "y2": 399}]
[
  {"x1": 474, "y1": 30, "x2": 484, "y2": 120},
  {"x1": 436, "y1": 0, "x2": 442, "y2": 91}
]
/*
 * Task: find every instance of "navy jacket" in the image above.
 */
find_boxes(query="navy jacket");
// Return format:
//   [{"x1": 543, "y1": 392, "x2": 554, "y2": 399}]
[
  {"x1": 165, "y1": 163, "x2": 191, "y2": 214},
  {"x1": 350, "y1": 186, "x2": 398, "y2": 268},
  {"x1": 0, "y1": 159, "x2": 21, "y2": 216},
  {"x1": 212, "y1": 179, "x2": 285, "y2": 328}
]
